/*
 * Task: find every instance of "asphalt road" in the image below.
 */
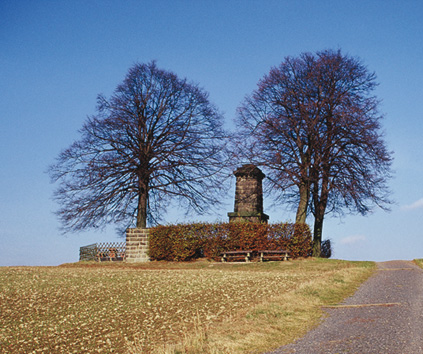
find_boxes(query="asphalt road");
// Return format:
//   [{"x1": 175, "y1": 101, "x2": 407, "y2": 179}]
[{"x1": 266, "y1": 260, "x2": 423, "y2": 354}]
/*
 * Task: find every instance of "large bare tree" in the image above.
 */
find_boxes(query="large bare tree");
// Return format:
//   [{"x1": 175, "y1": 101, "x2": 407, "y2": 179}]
[
  {"x1": 236, "y1": 50, "x2": 393, "y2": 255},
  {"x1": 49, "y1": 62, "x2": 228, "y2": 232}
]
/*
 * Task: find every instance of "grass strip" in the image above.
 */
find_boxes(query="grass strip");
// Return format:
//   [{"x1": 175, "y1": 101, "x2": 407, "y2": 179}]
[{"x1": 414, "y1": 259, "x2": 423, "y2": 269}]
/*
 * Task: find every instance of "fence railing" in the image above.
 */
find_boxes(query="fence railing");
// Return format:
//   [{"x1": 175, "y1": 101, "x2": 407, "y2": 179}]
[{"x1": 79, "y1": 242, "x2": 126, "y2": 262}]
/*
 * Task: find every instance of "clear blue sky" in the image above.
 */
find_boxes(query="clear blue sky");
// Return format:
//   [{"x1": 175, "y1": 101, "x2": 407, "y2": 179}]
[{"x1": 1, "y1": 0, "x2": 422, "y2": 265}]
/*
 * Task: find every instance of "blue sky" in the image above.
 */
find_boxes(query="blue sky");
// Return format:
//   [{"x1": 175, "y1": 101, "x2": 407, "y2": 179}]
[{"x1": 1, "y1": 0, "x2": 422, "y2": 265}]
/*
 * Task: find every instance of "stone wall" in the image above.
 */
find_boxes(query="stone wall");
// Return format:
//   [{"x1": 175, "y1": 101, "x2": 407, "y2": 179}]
[{"x1": 125, "y1": 228, "x2": 150, "y2": 262}]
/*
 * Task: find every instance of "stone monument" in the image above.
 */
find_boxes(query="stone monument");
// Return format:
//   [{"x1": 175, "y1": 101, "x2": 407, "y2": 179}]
[{"x1": 228, "y1": 164, "x2": 269, "y2": 223}]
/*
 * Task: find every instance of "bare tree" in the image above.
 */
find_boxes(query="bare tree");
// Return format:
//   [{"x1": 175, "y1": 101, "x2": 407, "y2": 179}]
[
  {"x1": 236, "y1": 50, "x2": 393, "y2": 255},
  {"x1": 49, "y1": 62, "x2": 228, "y2": 232}
]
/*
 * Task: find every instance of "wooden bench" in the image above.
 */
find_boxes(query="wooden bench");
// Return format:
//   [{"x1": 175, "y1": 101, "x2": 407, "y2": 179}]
[
  {"x1": 258, "y1": 249, "x2": 290, "y2": 262},
  {"x1": 220, "y1": 250, "x2": 253, "y2": 263}
]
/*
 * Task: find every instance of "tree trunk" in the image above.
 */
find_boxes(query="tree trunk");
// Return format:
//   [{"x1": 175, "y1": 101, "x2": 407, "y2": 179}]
[
  {"x1": 136, "y1": 178, "x2": 149, "y2": 228},
  {"x1": 295, "y1": 183, "x2": 309, "y2": 224},
  {"x1": 312, "y1": 171, "x2": 328, "y2": 257},
  {"x1": 313, "y1": 215, "x2": 323, "y2": 257},
  {"x1": 136, "y1": 191, "x2": 147, "y2": 228}
]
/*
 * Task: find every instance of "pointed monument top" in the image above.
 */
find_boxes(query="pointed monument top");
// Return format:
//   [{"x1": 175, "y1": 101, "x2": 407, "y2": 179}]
[{"x1": 234, "y1": 164, "x2": 265, "y2": 179}]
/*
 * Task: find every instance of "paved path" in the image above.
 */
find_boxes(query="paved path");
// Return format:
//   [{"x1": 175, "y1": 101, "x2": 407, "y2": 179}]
[{"x1": 266, "y1": 260, "x2": 423, "y2": 354}]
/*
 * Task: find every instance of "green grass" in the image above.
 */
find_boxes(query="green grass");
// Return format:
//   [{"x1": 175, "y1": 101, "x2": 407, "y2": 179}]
[{"x1": 0, "y1": 259, "x2": 375, "y2": 354}]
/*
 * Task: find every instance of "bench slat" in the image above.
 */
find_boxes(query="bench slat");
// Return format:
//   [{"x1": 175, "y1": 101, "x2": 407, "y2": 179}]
[{"x1": 258, "y1": 250, "x2": 289, "y2": 253}]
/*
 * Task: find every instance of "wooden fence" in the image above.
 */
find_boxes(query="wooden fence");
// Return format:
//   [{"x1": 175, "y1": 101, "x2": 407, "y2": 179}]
[{"x1": 79, "y1": 242, "x2": 126, "y2": 262}]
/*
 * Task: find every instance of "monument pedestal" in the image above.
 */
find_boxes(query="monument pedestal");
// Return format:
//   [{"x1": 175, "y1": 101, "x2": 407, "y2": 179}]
[{"x1": 125, "y1": 228, "x2": 150, "y2": 262}]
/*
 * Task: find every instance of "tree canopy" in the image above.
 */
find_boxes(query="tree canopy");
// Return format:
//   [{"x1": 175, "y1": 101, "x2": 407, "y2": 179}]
[
  {"x1": 236, "y1": 49, "x2": 393, "y2": 255},
  {"x1": 49, "y1": 62, "x2": 228, "y2": 232}
]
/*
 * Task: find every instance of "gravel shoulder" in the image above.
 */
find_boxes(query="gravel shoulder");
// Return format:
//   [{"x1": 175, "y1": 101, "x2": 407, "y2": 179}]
[{"x1": 266, "y1": 260, "x2": 423, "y2": 354}]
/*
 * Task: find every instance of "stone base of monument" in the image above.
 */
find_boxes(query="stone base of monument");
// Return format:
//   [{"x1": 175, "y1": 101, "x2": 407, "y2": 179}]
[
  {"x1": 125, "y1": 228, "x2": 150, "y2": 262},
  {"x1": 228, "y1": 211, "x2": 269, "y2": 223}
]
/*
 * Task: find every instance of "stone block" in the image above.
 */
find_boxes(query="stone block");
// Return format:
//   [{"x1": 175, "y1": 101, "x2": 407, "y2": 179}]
[{"x1": 125, "y1": 228, "x2": 150, "y2": 262}]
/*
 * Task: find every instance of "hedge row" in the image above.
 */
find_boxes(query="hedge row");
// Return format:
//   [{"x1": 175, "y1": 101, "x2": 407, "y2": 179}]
[{"x1": 149, "y1": 222, "x2": 313, "y2": 261}]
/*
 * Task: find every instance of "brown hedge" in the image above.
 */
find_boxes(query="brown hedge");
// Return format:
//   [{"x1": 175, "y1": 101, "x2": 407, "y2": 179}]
[{"x1": 149, "y1": 222, "x2": 312, "y2": 261}]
